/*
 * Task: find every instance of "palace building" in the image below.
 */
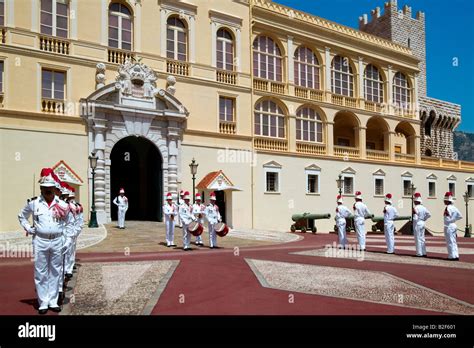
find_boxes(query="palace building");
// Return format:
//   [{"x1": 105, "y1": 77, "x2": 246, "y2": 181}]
[{"x1": 0, "y1": 0, "x2": 473, "y2": 233}]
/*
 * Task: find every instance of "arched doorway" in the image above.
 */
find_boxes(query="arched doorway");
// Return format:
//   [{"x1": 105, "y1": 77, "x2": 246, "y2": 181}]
[{"x1": 110, "y1": 136, "x2": 163, "y2": 222}]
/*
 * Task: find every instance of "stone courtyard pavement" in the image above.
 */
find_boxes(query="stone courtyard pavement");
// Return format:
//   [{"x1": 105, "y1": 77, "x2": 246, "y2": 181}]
[{"x1": 0, "y1": 223, "x2": 473, "y2": 315}]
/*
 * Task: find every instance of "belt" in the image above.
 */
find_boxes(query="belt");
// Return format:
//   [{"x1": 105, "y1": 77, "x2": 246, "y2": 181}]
[{"x1": 35, "y1": 232, "x2": 63, "y2": 240}]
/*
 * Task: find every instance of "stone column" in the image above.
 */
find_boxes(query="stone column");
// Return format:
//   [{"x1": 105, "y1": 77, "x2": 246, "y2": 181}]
[
  {"x1": 387, "y1": 65, "x2": 393, "y2": 115},
  {"x1": 92, "y1": 118, "x2": 108, "y2": 224},
  {"x1": 287, "y1": 36, "x2": 294, "y2": 83},
  {"x1": 326, "y1": 121, "x2": 334, "y2": 156},
  {"x1": 414, "y1": 134, "x2": 421, "y2": 164},
  {"x1": 386, "y1": 131, "x2": 396, "y2": 162},
  {"x1": 358, "y1": 126, "x2": 367, "y2": 159},
  {"x1": 358, "y1": 57, "x2": 365, "y2": 109},
  {"x1": 325, "y1": 47, "x2": 331, "y2": 99},
  {"x1": 167, "y1": 125, "x2": 181, "y2": 196},
  {"x1": 288, "y1": 112, "x2": 296, "y2": 152}
]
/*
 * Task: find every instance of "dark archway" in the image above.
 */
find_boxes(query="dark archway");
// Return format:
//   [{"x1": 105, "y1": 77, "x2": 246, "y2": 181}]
[{"x1": 110, "y1": 136, "x2": 163, "y2": 221}]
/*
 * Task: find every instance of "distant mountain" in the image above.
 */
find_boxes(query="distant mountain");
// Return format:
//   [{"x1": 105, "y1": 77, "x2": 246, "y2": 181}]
[{"x1": 454, "y1": 131, "x2": 474, "y2": 161}]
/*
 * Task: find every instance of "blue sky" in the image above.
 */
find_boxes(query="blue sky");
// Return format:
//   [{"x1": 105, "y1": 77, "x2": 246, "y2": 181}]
[{"x1": 274, "y1": 0, "x2": 474, "y2": 132}]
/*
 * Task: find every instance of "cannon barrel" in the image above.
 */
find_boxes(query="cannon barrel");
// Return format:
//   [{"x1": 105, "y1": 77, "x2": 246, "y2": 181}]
[
  {"x1": 291, "y1": 213, "x2": 331, "y2": 222},
  {"x1": 371, "y1": 216, "x2": 412, "y2": 223},
  {"x1": 346, "y1": 214, "x2": 374, "y2": 220}
]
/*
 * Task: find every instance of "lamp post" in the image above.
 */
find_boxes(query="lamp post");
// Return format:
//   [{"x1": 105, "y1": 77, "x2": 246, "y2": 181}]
[
  {"x1": 410, "y1": 183, "x2": 416, "y2": 234},
  {"x1": 88, "y1": 152, "x2": 99, "y2": 228},
  {"x1": 336, "y1": 174, "x2": 343, "y2": 197},
  {"x1": 189, "y1": 158, "x2": 198, "y2": 204},
  {"x1": 464, "y1": 190, "x2": 471, "y2": 238}
]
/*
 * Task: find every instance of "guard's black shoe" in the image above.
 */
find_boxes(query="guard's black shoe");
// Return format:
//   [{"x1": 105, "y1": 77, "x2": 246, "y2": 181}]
[
  {"x1": 49, "y1": 306, "x2": 61, "y2": 313},
  {"x1": 183, "y1": 247, "x2": 192, "y2": 251},
  {"x1": 170, "y1": 244, "x2": 177, "y2": 247},
  {"x1": 38, "y1": 309, "x2": 48, "y2": 315},
  {"x1": 65, "y1": 273, "x2": 73, "y2": 280},
  {"x1": 448, "y1": 257, "x2": 459, "y2": 261}
]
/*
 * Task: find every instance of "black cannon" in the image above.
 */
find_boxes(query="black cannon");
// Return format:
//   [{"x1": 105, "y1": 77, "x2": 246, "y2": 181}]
[
  {"x1": 370, "y1": 216, "x2": 412, "y2": 233},
  {"x1": 291, "y1": 213, "x2": 331, "y2": 233}
]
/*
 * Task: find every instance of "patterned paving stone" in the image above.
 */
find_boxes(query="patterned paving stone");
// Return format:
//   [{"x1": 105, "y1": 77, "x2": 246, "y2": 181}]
[
  {"x1": 65, "y1": 260, "x2": 179, "y2": 315},
  {"x1": 293, "y1": 248, "x2": 474, "y2": 270},
  {"x1": 246, "y1": 259, "x2": 474, "y2": 315}
]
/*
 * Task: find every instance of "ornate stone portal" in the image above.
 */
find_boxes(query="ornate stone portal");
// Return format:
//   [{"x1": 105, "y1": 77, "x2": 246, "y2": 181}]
[{"x1": 81, "y1": 60, "x2": 188, "y2": 224}]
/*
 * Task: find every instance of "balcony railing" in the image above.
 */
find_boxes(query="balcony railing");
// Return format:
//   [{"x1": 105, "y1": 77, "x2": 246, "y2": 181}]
[
  {"x1": 216, "y1": 70, "x2": 236, "y2": 85},
  {"x1": 253, "y1": 78, "x2": 286, "y2": 94},
  {"x1": 167, "y1": 59, "x2": 189, "y2": 76},
  {"x1": 296, "y1": 142, "x2": 326, "y2": 155},
  {"x1": 441, "y1": 158, "x2": 460, "y2": 169},
  {"x1": 334, "y1": 145, "x2": 360, "y2": 158},
  {"x1": 395, "y1": 153, "x2": 415, "y2": 163},
  {"x1": 331, "y1": 94, "x2": 358, "y2": 108},
  {"x1": 219, "y1": 121, "x2": 236, "y2": 135},
  {"x1": 39, "y1": 35, "x2": 70, "y2": 55},
  {"x1": 254, "y1": 137, "x2": 288, "y2": 152},
  {"x1": 366, "y1": 149, "x2": 389, "y2": 161},
  {"x1": 108, "y1": 48, "x2": 134, "y2": 64},
  {"x1": 41, "y1": 98, "x2": 65, "y2": 114},
  {"x1": 0, "y1": 27, "x2": 6, "y2": 44},
  {"x1": 294, "y1": 86, "x2": 324, "y2": 102},
  {"x1": 364, "y1": 101, "x2": 383, "y2": 113},
  {"x1": 394, "y1": 107, "x2": 416, "y2": 119},
  {"x1": 421, "y1": 156, "x2": 441, "y2": 166}
]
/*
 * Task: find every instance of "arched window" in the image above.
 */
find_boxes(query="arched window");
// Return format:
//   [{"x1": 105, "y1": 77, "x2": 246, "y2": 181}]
[
  {"x1": 217, "y1": 28, "x2": 234, "y2": 71},
  {"x1": 364, "y1": 64, "x2": 383, "y2": 103},
  {"x1": 41, "y1": 0, "x2": 69, "y2": 38},
  {"x1": 167, "y1": 16, "x2": 187, "y2": 61},
  {"x1": 254, "y1": 100, "x2": 285, "y2": 138},
  {"x1": 296, "y1": 107, "x2": 323, "y2": 143},
  {"x1": 253, "y1": 36, "x2": 282, "y2": 82},
  {"x1": 294, "y1": 46, "x2": 320, "y2": 90},
  {"x1": 331, "y1": 56, "x2": 354, "y2": 97},
  {"x1": 393, "y1": 72, "x2": 411, "y2": 110},
  {"x1": 108, "y1": 2, "x2": 132, "y2": 50}
]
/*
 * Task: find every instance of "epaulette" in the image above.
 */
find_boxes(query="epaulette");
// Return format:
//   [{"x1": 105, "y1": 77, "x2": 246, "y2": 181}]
[{"x1": 27, "y1": 197, "x2": 37, "y2": 203}]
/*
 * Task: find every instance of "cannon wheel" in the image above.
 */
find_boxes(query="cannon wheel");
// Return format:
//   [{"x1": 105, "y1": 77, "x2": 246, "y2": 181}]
[
  {"x1": 301, "y1": 226, "x2": 307, "y2": 233},
  {"x1": 371, "y1": 225, "x2": 377, "y2": 232},
  {"x1": 346, "y1": 226, "x2": 352, "y2": 233},
  {"x1": 290, "y1": 224, "x2": 296, "y2": 233},
  {"x1": 312, "y1": 226, "x2": 317, "y2": 234}
]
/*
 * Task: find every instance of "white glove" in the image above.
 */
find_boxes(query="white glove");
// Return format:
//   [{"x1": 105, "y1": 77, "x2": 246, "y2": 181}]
[{"x1": 28, "y1": 227, "x2": 36, "y2": 235}]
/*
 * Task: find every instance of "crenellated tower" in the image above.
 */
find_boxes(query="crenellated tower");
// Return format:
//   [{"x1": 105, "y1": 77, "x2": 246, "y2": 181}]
[{"x1": 359, "y1": 0, "x2": 460, "y2": 159}]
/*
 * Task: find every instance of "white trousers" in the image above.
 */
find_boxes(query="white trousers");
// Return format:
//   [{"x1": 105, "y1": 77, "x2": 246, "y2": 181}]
[
  {"x1": 354, "y1": 217, "x2": 366, "y2": 250},
  {"x1": 208, "y1": 222, "x2": 217, "y2": 247},
  {"x1": 336, "y1": 219, "x2": 347, "y2": 247},
  {"x1": 165, "y1": 219, "x2": 175, "y2": 245},
  {"x1": 118, "y1": 208, "x2": 126, "y2": 228},
  {"x1": 33, "y1": 236, "x2": 63, "y2": 310},
  {"x1": 182, "y1": 224, "x2": 191, "y2": 248},
  {"x1": 414, "y1": 221, "x2": 426, "y2": 256},
  {"x1": 384, "y1": 221, "x2": 395, "y2": 253},
  {"x1": 65, "y1": 236, "x2": 76, "y2": 274},
  {"x1": 444, "y1": 223, "x2": 459, "y2": 259}
]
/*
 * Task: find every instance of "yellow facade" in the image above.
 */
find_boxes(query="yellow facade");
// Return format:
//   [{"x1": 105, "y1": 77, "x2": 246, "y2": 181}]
[{"x1": 0, "y1": 0, "x2": 473, "y2": 232}]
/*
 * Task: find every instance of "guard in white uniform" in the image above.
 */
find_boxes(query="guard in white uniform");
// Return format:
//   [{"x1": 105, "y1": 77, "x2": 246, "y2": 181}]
[
  {"x1": 335, "y1": 195, "x2": 351, "y2": 248},
  {"x1": 176, "y1": 190, "x2": 184, "y2": 228},
  {"x1": 353, "y1": 191, "x2": 371, "y2": 251},
  {"x1": 18, "y1": 168, "x2": 74, "y2": 314},
  {"x1": 179, "y1": 191, "x2": 196, "y2": 251},
  {"x1": 383, "y1": 193, "x2": 399, "y2": 254},
  {"x1": 65, "y1": 187, "x2": 83, "y2": 278},
  {"x1": 205, "y1": 191, "x2": 222, "y2": 249},
  {"x1": 192, "y1": 193, "x2": 205, "y2": 246},
  {"x1": 163, "y1": 193, "x2": 177, "y2": 247},
  {"x1": 113, "y1": 188, "x2": 128, "y2": 229},
  {"x1": 443, "y1": 192, "x2": 462, "y2": 261},
  {"x1": 412, "y1": 193, "x2": 431, "y2": 257}
]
